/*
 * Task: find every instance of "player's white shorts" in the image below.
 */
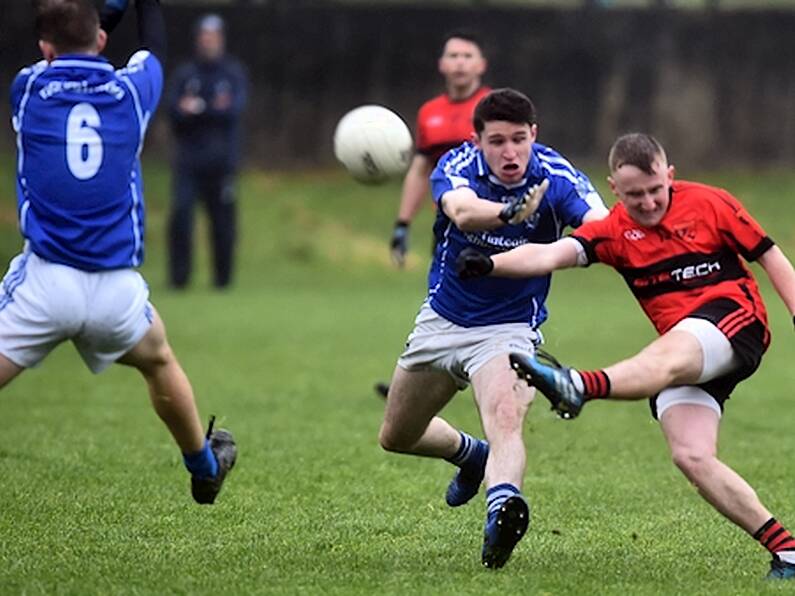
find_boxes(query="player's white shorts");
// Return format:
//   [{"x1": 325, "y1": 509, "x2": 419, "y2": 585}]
[
  {"x1": 397, "y1": 302, "x2": 541, "y2": 389},
  {"x1": 655, "y1": 317, "x2": 741, "y2": 420},
  {"x1": 0, "y1": 250, "x2": 153, "y2": 373}
]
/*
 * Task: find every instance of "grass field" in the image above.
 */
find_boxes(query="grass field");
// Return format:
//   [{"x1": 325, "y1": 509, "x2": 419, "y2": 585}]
[{"x1": 1, "y1": 155, "x2": 795, "y2": 595}]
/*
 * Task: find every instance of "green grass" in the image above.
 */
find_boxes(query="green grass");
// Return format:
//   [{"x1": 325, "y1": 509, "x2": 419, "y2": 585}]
[{"x1": 1, "y1": 157, "x2": 794, "y2": 595}]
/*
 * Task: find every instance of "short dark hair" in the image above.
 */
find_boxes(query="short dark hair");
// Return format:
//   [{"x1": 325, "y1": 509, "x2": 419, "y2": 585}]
[
  {"x1": 473, "y1": 88, "x2": 537, "y2": 135},
  {"x1": 35, "y1": 0, "x2": 99, "y2": 54},
  {"x1": 608, "y1": 133, "x2": 667, "y2": 175},
  {"x1": 441, "y1": 30, "x2": 485, "y2": 55}
]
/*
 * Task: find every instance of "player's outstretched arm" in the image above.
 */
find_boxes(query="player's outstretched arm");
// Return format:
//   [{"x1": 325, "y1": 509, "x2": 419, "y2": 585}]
[
  {"x1": 757, "y1": 245, "x2": 795, "y2": 326},
  {"x1": 441, "y1": 181, "x2": 547, "y2": 233},
  {"x1": 457, "y1": 238, "x2": 581, "y2": 280},
  {"x1": 134, "y1": 0, "x2": 166, "y2": 61},
  {"x1": 441, "y1": 188, "x2": 504, "y2": 231}
]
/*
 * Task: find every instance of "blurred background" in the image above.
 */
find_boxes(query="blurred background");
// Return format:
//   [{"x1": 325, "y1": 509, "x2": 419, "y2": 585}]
[{"x1": 3, "y1": 0, "x2": 795, "y2": 169}]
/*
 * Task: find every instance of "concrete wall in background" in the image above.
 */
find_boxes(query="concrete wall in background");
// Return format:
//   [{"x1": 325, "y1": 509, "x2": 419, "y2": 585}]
[{"x1": 3, "y1": 4, "x2": 795, "y2": 168}]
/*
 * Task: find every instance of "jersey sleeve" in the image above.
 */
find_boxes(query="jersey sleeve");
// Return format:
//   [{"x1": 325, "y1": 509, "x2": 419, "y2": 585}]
[
  {"x1": 712, "y1": 189, "x2": 774, "y2": 261},
  {"x1": 569, "y1": 215, "x2": 616, "y2": 267},
  {"x1": 429, "y1": 147, "x2": 474, "y2": 205},
  {"x1": 551, "y1": 169, "x2": 607, "y2": 229},
  {"x1": 117, "y1": 50, "x2": 163, "y2": 116},
  {"x1": 10, "y1": 70, "x2": 30, "y2": 128},
  {"x1": 10, "y1": 62, "x2": 46, "y2": 130}
]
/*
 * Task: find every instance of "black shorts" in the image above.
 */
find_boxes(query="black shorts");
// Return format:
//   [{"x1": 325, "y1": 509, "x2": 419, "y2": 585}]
[{"x1": 650, "y1": 298, "x2": 769, "y2": 419}]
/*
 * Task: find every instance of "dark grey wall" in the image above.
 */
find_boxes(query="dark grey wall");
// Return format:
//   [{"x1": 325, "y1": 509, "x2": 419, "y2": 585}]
[{"x1": 3, "y1": 4, "x2": 795, "y2": 168}]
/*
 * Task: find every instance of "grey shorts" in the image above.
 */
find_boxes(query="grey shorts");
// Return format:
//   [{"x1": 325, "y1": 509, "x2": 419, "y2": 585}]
[{"x1": 397, "y1": 302, "x2": 542, "y2": 389}]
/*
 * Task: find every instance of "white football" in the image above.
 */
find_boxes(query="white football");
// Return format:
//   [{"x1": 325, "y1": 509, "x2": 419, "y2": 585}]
[{"x1": 333, "y1": 105, "x2": 413, "y2": 184}]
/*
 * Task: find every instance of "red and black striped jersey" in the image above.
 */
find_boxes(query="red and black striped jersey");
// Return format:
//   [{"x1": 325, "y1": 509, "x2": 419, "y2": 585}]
[
  {"x1": 571, "y1": 180, "x2": 773, "y2": 335},
  {"x1": 415, "y1": 86, "x2": 491, "y2": 163}
]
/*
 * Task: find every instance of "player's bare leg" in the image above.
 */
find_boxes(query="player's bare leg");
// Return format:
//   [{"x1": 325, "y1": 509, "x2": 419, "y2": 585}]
[
  {"x1": 471, "y1": 354, "x2": 533, "y2": 488},
  {"x1": 0, "y1": 354, "x2": 24, "y2": 390},
  {"x1": 118, "y1": 307, "x2": 236, "y2": 504},
  {"x1": 379, "y1": 365, "x2": 460, "y2": 457},
  {"x1": 380, "y1": 366, "x2": 489, "y2": 506},
  {"x1": 510, "y1": 330, "x2": 704, "y2": 417},
  {"x1": 118, "y1": 308, "x2": 204, "y2": 453},
  {"x1": 601, "y1": 331, "x2": 703, "y2": 398},
  {"x1": 660, "y1": 403, "x2": 771, "y2": 533},
  {"x1": 660, "y1": 402, "x2": 795, "y2": 578},
  {"x1": 472, "y1": 354, "x2": 533, "y2": 569}
]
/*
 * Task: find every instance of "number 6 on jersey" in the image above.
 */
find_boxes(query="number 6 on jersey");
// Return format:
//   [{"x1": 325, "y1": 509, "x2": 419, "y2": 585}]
[{"x1": 66, "y1": 102, "x2": 103, "y2": 179}]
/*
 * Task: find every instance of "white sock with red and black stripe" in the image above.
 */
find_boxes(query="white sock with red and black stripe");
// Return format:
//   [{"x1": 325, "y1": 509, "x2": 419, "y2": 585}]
[{"x1": 570, "y1": 369, "x2": 611, "y2": 400}]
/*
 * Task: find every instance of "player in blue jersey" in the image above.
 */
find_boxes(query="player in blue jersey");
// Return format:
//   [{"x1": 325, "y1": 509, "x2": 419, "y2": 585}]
[
  {"x1": 1, "y1": 0, "x2": 236, "y2": 504},
  {"x1": 378, "y1": 88, "x2": 608, "y2": 568}
]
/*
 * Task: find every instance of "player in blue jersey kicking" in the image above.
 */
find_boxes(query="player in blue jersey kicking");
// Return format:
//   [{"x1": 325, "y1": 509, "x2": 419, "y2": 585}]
[
  {"x1": 1, "y1": 0, "x2": 235, "y2": 504},
  {"x1": 378, "y1": 88, "x2": 608, "y2": 568}
]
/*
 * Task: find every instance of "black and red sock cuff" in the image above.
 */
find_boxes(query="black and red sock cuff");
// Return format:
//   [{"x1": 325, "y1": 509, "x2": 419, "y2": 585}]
[
  {"x1": 579, "y1": 369, "x2": 611, "y2": 400},
  {"x1": 756, "y1": 517, "x2": 795, "y2": 553}
]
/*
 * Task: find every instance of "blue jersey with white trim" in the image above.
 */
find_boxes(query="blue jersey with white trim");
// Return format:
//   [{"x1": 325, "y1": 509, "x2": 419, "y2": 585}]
[
  {"x1": 10, "y1": 52, "x2": 162, "y2": 271},
  {"x1": 428, "y1": 142, "x2": 605, "y2": 328}
]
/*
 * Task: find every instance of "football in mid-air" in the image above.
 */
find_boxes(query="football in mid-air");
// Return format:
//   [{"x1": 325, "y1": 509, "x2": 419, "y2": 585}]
[{"x1": 333, "y1": 105, "x2": 412, "y2": 184}]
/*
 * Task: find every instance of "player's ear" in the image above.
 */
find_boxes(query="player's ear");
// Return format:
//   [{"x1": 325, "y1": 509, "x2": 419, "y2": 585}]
[
  {"x1": 607, "y1": 175, "x2": 618, "y2": 196},
  {"x1": 529, "y1": 123, "x2": 538, "y2": 143},
  {"x1": 38, "y1": 40, "x2": 56, "y2": 62},
  {"x1": 96, "y1": 29, "x2": 108, "y2": 54},
  {"x1": 667, "y1": 164, "x2": 676, "y2": 182},
  {"x1": 477, "y1": 57, "x2": 487, "y2": 77},
  {"x1": 471, "y1": 131, "x2": 480, "y2": 148}
]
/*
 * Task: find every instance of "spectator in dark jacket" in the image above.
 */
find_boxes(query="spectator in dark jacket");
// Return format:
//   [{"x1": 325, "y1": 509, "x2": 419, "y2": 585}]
[{"x1": 167, "y1": 13, "x2": 247, "y2": 289}]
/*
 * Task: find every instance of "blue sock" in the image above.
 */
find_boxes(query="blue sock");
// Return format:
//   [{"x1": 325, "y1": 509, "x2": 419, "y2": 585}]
[
  {"x1": 486, "y1": 483, "x2": 520, "y2": 522},
  {"x1": 446, "y1": 431, "x2": 487, "y2": 470},
  {"x1": 183, "y1": 440, "x2": 218, "y2": 479}
]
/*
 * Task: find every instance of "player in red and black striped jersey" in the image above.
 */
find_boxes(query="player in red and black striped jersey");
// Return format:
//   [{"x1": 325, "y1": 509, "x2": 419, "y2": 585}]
[
  {"x1": 456, "y1": 133, "x2": 795, "y2": 579},
  {"x1": 389, "y1": 31, "x2": 490, "y2": 267}
]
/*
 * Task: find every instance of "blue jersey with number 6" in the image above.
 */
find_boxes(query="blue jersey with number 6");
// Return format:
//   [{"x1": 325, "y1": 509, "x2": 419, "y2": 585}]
[{"x1": 10, "y1": 51, "x2": 162, "y2": 271}]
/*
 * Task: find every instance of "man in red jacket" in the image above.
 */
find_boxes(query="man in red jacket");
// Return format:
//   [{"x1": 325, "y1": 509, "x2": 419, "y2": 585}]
[{"x1": 389, "y1": 30, "x2": 490, "y2": 267}]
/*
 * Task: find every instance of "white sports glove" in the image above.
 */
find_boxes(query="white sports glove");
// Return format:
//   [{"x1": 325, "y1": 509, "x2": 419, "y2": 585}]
[{"x1": 498, "y1": 178, "x2": 550, "y2": 225}]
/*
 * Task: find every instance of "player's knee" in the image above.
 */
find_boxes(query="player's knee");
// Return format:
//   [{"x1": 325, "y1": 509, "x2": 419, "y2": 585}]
[
  {"x1": 378, "y1": 424, "x2": 400, "y2": 452},
  {"x1": 670, "y1": 444, "x2": 714, "y2": 480},
  {"x1": 378, "y1": 423, "x2": 412, "y2": 453},
  {"x1": 644, "y1": 344, "x2": 696, "y2": 385},
  {"x1": 135, "y1": 342, "x2": 175, "y2": 376},
  {"x1": 487, "y1": 393, "x2": 526, "y2": 434}
]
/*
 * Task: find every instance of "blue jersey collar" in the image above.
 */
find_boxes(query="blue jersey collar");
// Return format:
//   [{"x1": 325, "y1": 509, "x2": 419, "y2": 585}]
[{"x1": 51, "y1": 54, "x2": 114, "y2": 71}]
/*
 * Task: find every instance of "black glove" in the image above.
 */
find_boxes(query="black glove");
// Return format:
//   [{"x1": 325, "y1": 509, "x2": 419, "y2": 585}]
[
  {"x1": 456, "y1": 247, "x2": 494, "y2": 279},
  {"x1": 390, "y1": 221, "x2": 409, "y2": 267},
  {"x1": 498, "y1": 179, "x2": 550, "y2": 225}
]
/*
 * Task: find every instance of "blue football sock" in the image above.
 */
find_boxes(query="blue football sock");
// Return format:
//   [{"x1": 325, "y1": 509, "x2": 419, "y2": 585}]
[
  {"x1": 183, "y1": 440, "x2": 218, "y2": 479},
  {"x1": 446, "y1": 431, "x2": 487, "y2": 470},
  {"x1": 486, "y1": 483, "x2": 521, "y2": 522}
]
